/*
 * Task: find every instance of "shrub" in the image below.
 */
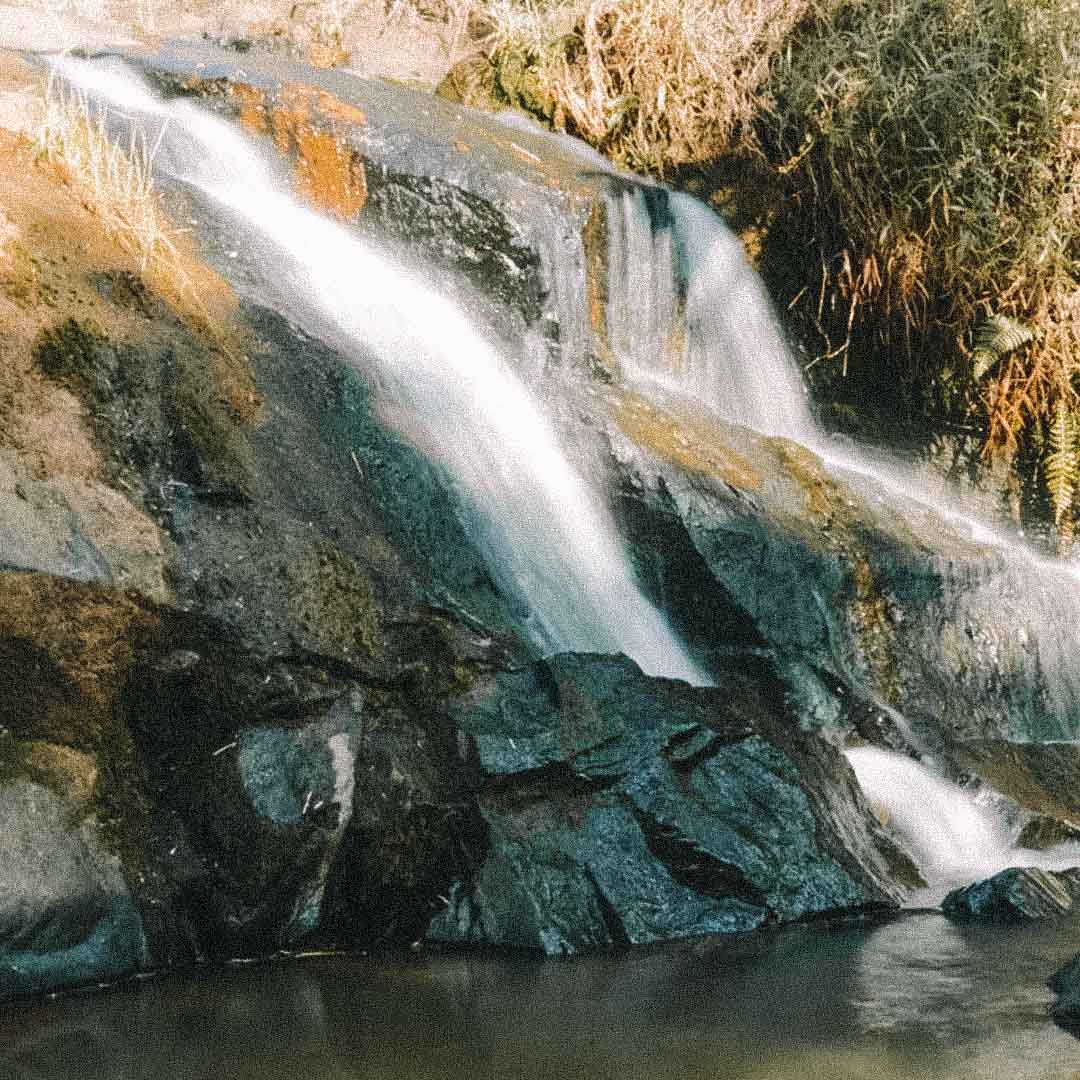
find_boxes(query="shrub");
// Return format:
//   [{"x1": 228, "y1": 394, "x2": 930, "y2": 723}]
[
  {"x1": 757, "y1": 0, "x2": 1080, "y2": 533},
  {"x1": 476, "y1": 0, "x2": 1080, "y2": 539}
]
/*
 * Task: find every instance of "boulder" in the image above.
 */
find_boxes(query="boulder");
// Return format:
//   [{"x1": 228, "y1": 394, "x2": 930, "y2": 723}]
[
  {"x1": 0, "y1": 781, "x2": 145, "y2": 999},
  {"x1": 428, "y1": 653, "x2": 916, "y2": 954},
  {"x1": 942, "y1": 867, "x2": 1080, "y2": 923}
]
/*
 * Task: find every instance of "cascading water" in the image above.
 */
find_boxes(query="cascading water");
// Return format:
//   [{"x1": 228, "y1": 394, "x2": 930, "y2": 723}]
[
  {"x1": 49, "y1": 55, "x2": 1080, "y2": 897},
  {"x1": 597, "y1": 148, "x2": 1080, "y2": 882},
  {"x1": 603, "y1": 184, "x2": 816, "y2": 443},
  {"x1": 847, "y1": 747, "x2": 1080, "y2": 904},
  {"x1": 50, "y1": 56, "x2": 707, "y2": 685}
]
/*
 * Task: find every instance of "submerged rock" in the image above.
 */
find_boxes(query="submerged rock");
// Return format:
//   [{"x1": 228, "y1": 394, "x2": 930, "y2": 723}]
[
  {"x1": 942, "y1": 867, "x2": 1080, "y2": 923},
  {"x1": 1050, "y1": 953, "x2": 1080, "y2": 1035},
  {"x1": 429, "y1": 653, "x2": 915, "y2": 954}
]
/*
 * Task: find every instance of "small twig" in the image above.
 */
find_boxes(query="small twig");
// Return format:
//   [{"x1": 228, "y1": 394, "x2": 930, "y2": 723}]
[{"x1": 212, "y1": 740, "x2": 238, "y2": 757}]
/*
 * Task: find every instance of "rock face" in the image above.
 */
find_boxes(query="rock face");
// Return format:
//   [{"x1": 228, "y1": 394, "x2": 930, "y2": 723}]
[
  {"x1": 123, "y1": 44, "x2": 1080, "y2": 749},
  {"x1": 8, "y1": 42, "x2": 1079, "y2": 1000},
  {"x1": 942, "y1": 868, "x2": 1080, "y2": 923},
  {"x1": 0, "y1": 114, "x2": 916, "y2": 1000},
  {"x1": 1050, "y1": 953, "x2": 1080, "y2": 1035},
  {"x1": 429, "y1": 653, "x2": 914, "y2": 954},
  {"x1": 0, "y1": 781, "x2": 146, "y2": 999}
]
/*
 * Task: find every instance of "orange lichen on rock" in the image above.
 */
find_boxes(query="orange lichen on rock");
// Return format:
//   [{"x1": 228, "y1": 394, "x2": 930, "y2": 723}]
[
  {"x1": 615, "y1": 393, "x2": 764, "y2": 492},
  {"x1": 583, "y1": 201, "x2": 612, "y2": 370},
  {"x1": 227, "y1": 82, "x2": 370, "y2": 218},
  {"x1": 232, "y1": 82, "x2": 270, "y2": 136},
  {"x1": 292, "y1": 126, "x2": 367, "y2": 220},
  {"x1": 248, "y1": 83, "x2": 369, "y2": 220},
  {"x1": 315, "y1": 90, "x2": 366, "y2": 127}
]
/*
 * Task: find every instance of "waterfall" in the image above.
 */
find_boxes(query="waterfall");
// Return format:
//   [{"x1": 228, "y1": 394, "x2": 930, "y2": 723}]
[
  {"x1": 602, "y1": 185, "x2": 817, "y2": 443},
  {"x1": 847, "y1": 747, "x2": 1080, "y2": 904},
  {"x1": 51, "y1": 56, "x2": 708, "y2": 685}
]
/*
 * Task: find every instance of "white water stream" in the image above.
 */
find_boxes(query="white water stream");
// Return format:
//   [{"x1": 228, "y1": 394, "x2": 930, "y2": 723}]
[
  {"x1": 605, "y1": 187, "x2": 817, "y2": 443},
  {"x1": 50, "y1": 56, "x2": 707, "y2": 684},
  {"x1": 847, "y1": 747, "x2": 1080, "y2": 903},
  {"x1": 600, "y1": 173, "x2": 1080, "y2": 892}
]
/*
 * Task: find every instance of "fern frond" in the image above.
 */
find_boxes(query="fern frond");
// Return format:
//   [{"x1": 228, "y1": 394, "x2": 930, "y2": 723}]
[
  {"x1": 972, "y1": 314, "x2": 1035, "y2": 380},
  {"x1": 1044, "y1": 400, "x2": 1078, "y2": 527}
]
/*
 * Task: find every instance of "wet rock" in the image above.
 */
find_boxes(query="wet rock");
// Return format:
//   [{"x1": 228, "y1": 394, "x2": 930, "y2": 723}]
[
  {"x1": 945, "y1": 741, "x2": 1080, "y2": 826},
  {"x1": 942, "y1": 867, "x2": 1080, "y2": 923},
  {"x1": 606, "y1": 406, "x2": 1080, "y2": 748},
  {"x1": 1050, "y1": 953, "x2": 1080, "y2": 1035},
  {"x1": 0, "y1": 781, "x2": 146, "y2": 999},
  {"x1": 130, "y1": 40, "x2": 615, "y2": 360},
  {"x1": 429, "y1": 653, "x2": 914, "y2": 954},
  {"x1": 1018, "y1": 816, "x2": 1080, "y2": 850},
  {"x1": 0, "y1": 450, "x2": 167, "y2": 600},
  {"x1": 0, "y1": 253, "x2": 513, "y2": 992}
]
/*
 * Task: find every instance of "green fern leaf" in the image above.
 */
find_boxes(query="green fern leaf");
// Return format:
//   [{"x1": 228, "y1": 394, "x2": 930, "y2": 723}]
[
  {"x1": 1044, "y1": 401, "x2": 1078, "y2": 526},
  {"x1": 972, "y1": 314, "x2": 1035, "y2": 380}
]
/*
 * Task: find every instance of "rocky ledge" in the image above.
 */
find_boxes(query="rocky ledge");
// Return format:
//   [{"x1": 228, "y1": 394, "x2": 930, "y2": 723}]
[{"x1": 429, "y1": 653, "x2": 915, "y2": 954}]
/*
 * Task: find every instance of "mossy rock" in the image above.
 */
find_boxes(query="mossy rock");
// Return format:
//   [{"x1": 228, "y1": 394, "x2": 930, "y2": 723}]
[
  {"x1": 0, "y1": 740, "x2": 99, "y2": 813},
  {"x1": 436, "y1": 54, "x2": 498, "y2": 111}
]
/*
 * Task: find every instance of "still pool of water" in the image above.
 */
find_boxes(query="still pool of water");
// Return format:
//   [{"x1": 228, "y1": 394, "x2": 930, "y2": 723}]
[{"x1": 3, "y1": 912, "x2": 1078, "y2": 1080}]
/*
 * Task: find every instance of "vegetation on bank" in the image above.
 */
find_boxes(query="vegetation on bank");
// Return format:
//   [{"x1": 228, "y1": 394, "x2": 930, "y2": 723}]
[
  {"x1": 37, "y1": 73, "x2": 179, "y2": 277},
  {"x1": 439, "y1": 0, "x2": 1079, "y2": 542}
]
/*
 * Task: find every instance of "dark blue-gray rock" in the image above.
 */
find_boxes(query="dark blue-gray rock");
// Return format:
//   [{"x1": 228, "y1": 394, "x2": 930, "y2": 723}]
[
  {"x1": 0, "y1": 781, "x2": 147, "y2": 1000},
  {"x1": 1050, "y1": 953, "x2": 1080, "y2": 1035},
  {"x1": 607, "y1": 414, "x2": 1080, "y2": 749},
  {"x1": 428, "y1": 653, "x2": 917, "y2": 954},
  {"x1": 942, "y1": 867, "x2": 1080, "y2": 923}
]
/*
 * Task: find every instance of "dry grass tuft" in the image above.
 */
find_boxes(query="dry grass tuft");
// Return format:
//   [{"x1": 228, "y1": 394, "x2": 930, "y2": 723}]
[
  {"x1": 36, "y1": 72, "x2": 180, "y2": 278},
  {"x1": 34, "y1": 73, "x2": 254, "y2": 411},
  {"x1": 473, "y1": 0, "x2": 807, "y2": 173}
]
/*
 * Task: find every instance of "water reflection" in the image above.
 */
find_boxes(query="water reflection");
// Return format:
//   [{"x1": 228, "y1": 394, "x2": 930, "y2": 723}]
[{"x1": 2, "y1": 915, "x2": 1078, "y2": 1080}]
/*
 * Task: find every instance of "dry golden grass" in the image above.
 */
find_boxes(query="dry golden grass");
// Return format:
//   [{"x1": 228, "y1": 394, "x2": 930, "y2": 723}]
[
  {"x1": 551, "y1": 0, "x2": 807, "y2": 173},
  {"x1": 36, "y1": 72, "x2": 180, "y2": 278},
  {"x1": 474, "y1": 0, "x2": 808, "y2": 173},
  {"x1": 34, "y1": 73, "x2": 255, "y2": 417}
]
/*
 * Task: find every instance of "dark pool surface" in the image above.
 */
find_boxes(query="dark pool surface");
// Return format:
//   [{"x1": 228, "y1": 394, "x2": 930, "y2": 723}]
[{"x1": 3, "y1": 912, "x2": 1079, "y2": 1080}]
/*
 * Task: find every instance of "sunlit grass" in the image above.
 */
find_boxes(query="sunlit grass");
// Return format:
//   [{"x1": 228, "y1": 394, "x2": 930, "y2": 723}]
[{"x1": 36, "y1": 70, "x2": 182, "y2": 278}]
